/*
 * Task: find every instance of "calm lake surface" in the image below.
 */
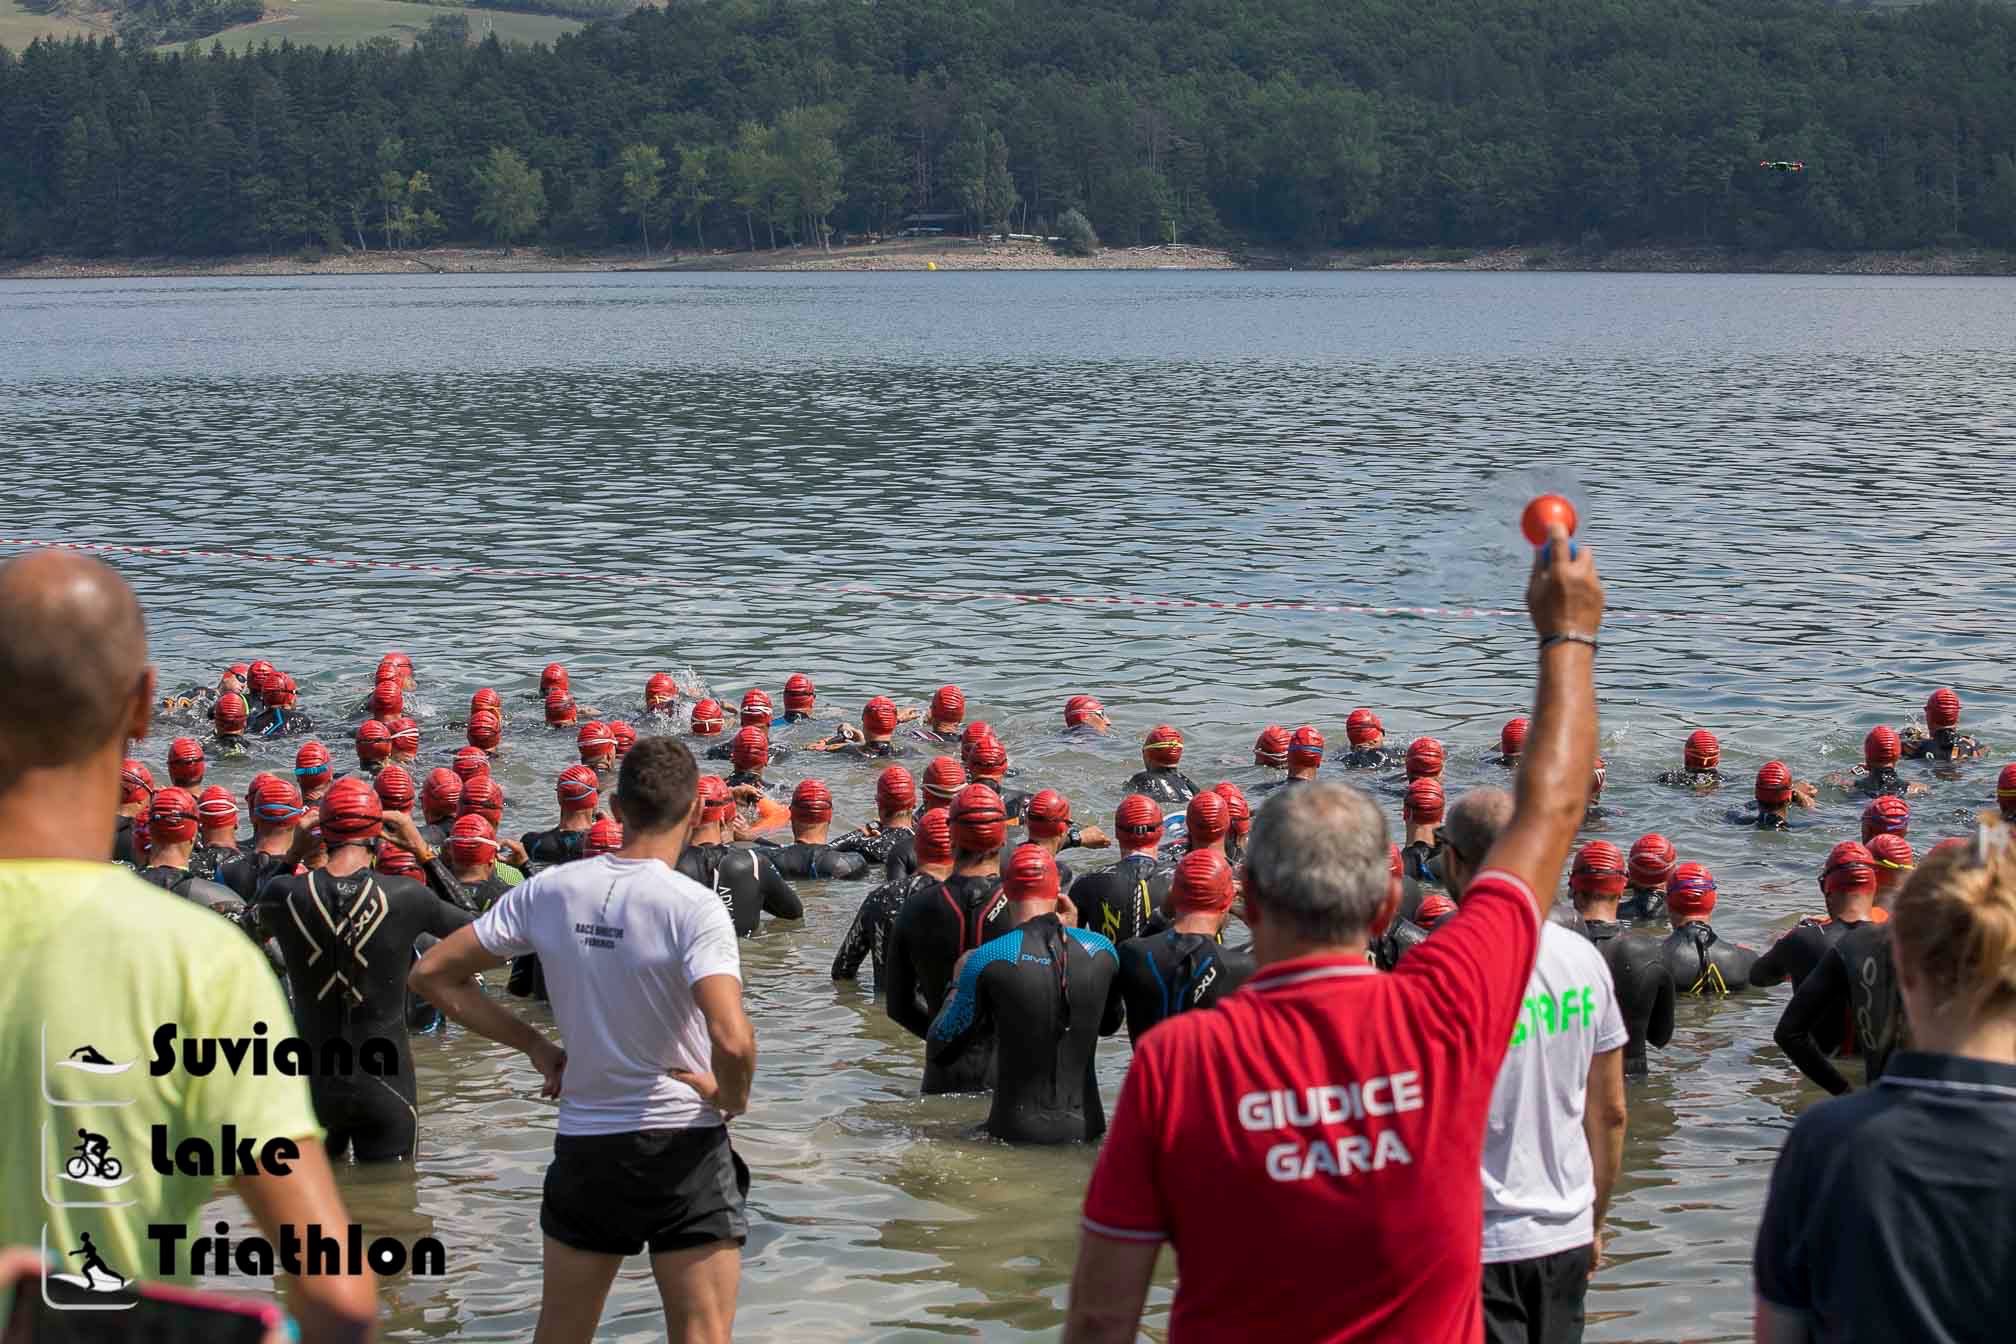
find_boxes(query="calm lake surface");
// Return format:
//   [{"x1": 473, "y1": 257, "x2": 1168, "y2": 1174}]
[{"x1": 3, "y1": 270, "x2": 2013, "y2": 1341}]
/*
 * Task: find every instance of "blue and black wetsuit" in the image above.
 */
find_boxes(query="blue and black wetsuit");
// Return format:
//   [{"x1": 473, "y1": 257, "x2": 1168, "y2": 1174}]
[
  {"x1": 519, "y1": 827, "x2": 588, "y2": 877},
  {"x1": 1115, "y1": 929, "x2": 1254, "y2": 1045},
  {"x1": 677, "y1": 842, "x2": 803, "y2": 937},
  {"x1": 138, "y1": 864, "x2": 244, "y2": 916},
  {"x1": 884, "y1": 874, "x2": 1008, "y2": 1095},
  {"x1": 758, "y1": 840, "x2": 869, "y2": 881},
  {"x1": 1121, "y1": 767, "x2": 1199, "y2": 808},
  {"x1": 1582, "y1": 919, "x2": 1675, "y2": 1076},
  {"x1": 926, "y1": 912, "x2": 1123, "y2": 1143},
  {"x1": 1750, "y1": 916, "x2": 1874, "y2": 994},
  {"x1": 1069, "y1": 853, "x2": 1168, "y2": 947},
  {"x1": 1902, "y1": 729, "x2": 1981, "y2": 762},
  {"x1": 1661, "y1": 922, "x2": 1758, "y2": 997},
  {"x1": 250, "y1": 706, "x2": 315, "y2": 738},
  {"x1": 1775, "y1": 922, "x2": 1906, "y2": 1094}
]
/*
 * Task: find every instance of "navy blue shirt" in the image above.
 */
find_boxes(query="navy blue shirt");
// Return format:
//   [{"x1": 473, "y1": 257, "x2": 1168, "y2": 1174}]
[{"x1": 1754, "y1": 1050, "x2": 2016, "y2": 1342}]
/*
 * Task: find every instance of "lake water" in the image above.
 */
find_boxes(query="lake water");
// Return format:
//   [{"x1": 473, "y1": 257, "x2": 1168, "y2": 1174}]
[{"x1": 3, "y1": 270, "x2": 2013, "y2": 1341}]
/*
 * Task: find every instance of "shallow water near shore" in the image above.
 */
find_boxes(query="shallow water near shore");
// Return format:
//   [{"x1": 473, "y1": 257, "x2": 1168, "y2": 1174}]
[{"x1": 3, "y1": 270, "x2": 2014, "y2": 1341}]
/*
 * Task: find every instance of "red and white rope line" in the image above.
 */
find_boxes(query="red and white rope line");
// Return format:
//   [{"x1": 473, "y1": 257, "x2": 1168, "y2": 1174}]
[{"x1": 0, "y1": 535, "x2": 1692, "y2": 623}]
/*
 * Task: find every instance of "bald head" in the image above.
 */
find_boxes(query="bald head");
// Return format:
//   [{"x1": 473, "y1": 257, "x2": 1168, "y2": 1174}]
[
  {"x1": 0, "y1": 552, "x2": 149, "y2": 795},
  {"x1": 1446, "y1": 787, "x2": 1514, "y2": 861}
]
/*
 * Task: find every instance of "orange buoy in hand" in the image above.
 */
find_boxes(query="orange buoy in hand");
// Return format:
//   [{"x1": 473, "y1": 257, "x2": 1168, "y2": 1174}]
[{"x1": 1521, "y1": 494, "x2": 1578, "y2": 547}]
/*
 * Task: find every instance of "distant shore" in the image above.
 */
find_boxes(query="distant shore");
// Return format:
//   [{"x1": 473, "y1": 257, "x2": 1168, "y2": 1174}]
[{"x1": 8, "y1": 236, "x2": 2016, "y2": 280}]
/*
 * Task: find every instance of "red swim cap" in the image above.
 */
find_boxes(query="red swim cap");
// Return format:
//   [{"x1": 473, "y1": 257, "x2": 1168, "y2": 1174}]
[
  {"x1": 1144, "y1": 724, "x2": 1184, "y2": 765},
  {"x1": 1627, "y1": 833, "x2": 1677, "y2": 889},
  {"x1": 577, "y1": 721, "x2": 615, "y2": 761},
  {"x1": 1389, "y1": 842, "x2": 1402, "y2": 878},
  {"x1": 1864, "y1": 725, "x2": 1901, "y2": 770},
  {"x1": 1288, "y1": 725, "x2": 1324, "y2": 764},
  {"x1": 1998, "y1": 762, "x2": 2016, "y2": 813},
  {"x1": 863, "y1": 696, "x2": 899, "y2": 737},
  {"x1": 1416, "y1": 893, "x2": 1457, "y2": 924},
  {"x1": 784, "y1": 674, "x2": 816, "y2": 711},
  {"x1": 544, "y1": 690, "x2": 577, "y2": 727},
  {"x1": 226, "y1": 662, "x2": 249, "y2": 680},
  {"x1": 1172, "y1": 849, "x2": 1236, "y2": 914},
  {"x1": 968, "y1": 737, "x2": 1008, "y2": 778},
  {"x1": 950, "y1": 783, "x2": 1008, "y2": 852},
  {"x1": 1064, "y1": 695, "x2": 1106, "y2": 728},
  {"x1": 213, "y1": 692, "x2": 248, "y2": 734},
  {"x1": 1185, "y1": 790, "x2": 1230, "y2": 847},
  {"x1": 791, "y1": 778, "x2": 833, "y2": 823},
  {"x1": 374, "y1": 764, "x2": 416, "y2": 812},
  {"x1": 197, "y1": 785, "x2": 237, "y2": 829},
  {"x1": 167, "y1": 737, "x2": 206, "y2": 787},
  {"x1": 246, "y1": 660, "x2": 277, "y2": 695},
  {"x1": 557, "y1": 764, "x2": 600, "y2": 812},
  {"x1": 1405, "y1": 737, "x2": 1444, "y2": 779},
  {"x1": 421, "y1": 768, "x2": 462, "y2": 821},
  {"x1": 1500, "y1": 717, "x2": 1530, "y2": 757},
  {"x1": 930, "y1": 685, "x2": 966, "y2": 725},
  {"x1": 1755, "y1": 761, "x2": 1794, "y2": 806},
  {"x1": 1212, "y1": 781, "x2": 1252, "y2": 837},
  {"x1": 923, "y1": 756, "x2": 966, "y2": 804},
  {"x1": 320, "y1": 777, "x2": 384, "y2": 845},
  {"x1": 960, "y1": 718, "x2": 994, "y2": 747},
  {"x1": 731, "y1": 726, "x2": 770, "y2": 771},
  {"x1": 388, "y1": 717, "x2": 420, "y2": 754},
  {"x1": 1926, "y1": 687, "x2": 1961, "y2": 730},
  {"x1": 471, "y1": 687, "x2": 502, "y2": 715},
  {"x1": 121, "y1": 758, "x2": 156, "y2": 804},
  {"x1": 1115, "y1": 793, "x2": 1164, "y2": 848},
  {"x1": 262, "y1": 675, "x2": 296, "y2": 709},
  {"x1": 876, "y1": 766, "x2": 917, "y2": 816},
  {"x1": 458, "y1": 773, "x2": 503, "y2": 824},
  {"x1": 1861, "y1": 795, "x2": 1911, "y2": 842},
  {"x1": 1665, "y1": 862, "x2": 1717, "y2": 918},
  {"x1": 354, "y1": 720, "x2": 391, "y2": 764},
  {"x1": 584, "y1": 817, "x2": 624, "y2": 856},
  {"x1": 690, "y1": 699, "x2": 725, "y2": 736},
  {"x1": 148, "y1": 787, "x2": 199, "y2": 844},
  {"x1": 540, "y1": 663, "x2": 568, "y2": 693},
  {"x1": 448, "y1": 814, "x2": 498, "y2": 867},
  {"x1": 467, "y1": 708, "x2": 503, "y2": 751},
  {"x1": 375, "y1": 654, "x2": 403, "y2": 684},
  {"x1": 697, "y1": 775, "x2": 734, "y2": 824},
  {"x1": 1025, "y1": 789, "x2": 1072, "y2": 840},
  {"x1": 1254, "y1": 724, "x2": 1290, "y2": 767},
  {"x1": 452, "y1": 746, "x2": 491, "y2": 783},
  {"x1": 375, "y1": 845, "x2": 420, "y2": 878},
  {"x1": 1591, "y1": 757, "x2": 1607, "y2": 797},
  {"x1": 1869, "y1": 833, "x2": 1915, "y2": 871},
  {"x1": 1345, "y1": 709, "x2": 1383, "y2": 747},
  {"x1": 609, "y1": 721, "x2": 637, "y2": 757},
  {"x1": 739, "y1": 689, "x2": 773, "y2": 727},
  {"x1": 1002, "y1": 843, "x2": 1061, "y2": 903},
  {"x1": 1821, "y1": 841, "x2": 1878, "y2": 898},
  {"x1": 1404, "y1": 777, "x2": 1446, "y2": 825},
  {"x1": 249, "y1": 775, "x2": 304, "y2": 826},
  {"x1": 645, "y1": 672, "x2": 678, "y2": 706},
  {"x1": 370, "y1": 679, "x2": 403, "y2": 718},
  {"x1": 1570, "y1": 840, "x2": 1627, "y2": 897},
  {"x1": 915, "y1": 808, "x2": 953, "y2": 864},
  {"x1": 1684, "y1": 730, "x2": 1720, "y2": 772},
  {"x1": 296, "y1": 740, "x2": 334, "y2": 776}
]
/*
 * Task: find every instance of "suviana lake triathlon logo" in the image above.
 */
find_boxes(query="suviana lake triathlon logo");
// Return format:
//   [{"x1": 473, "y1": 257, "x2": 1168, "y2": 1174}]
[{"x1": 37, "y1": 1023, "x2": 446, "y2": 1309}]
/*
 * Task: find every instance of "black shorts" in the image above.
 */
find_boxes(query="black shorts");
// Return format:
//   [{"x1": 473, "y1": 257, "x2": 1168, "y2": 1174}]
[
  {"x1": 540, "y1": 1125, "x2": 750, "y2": 1257},
  {"x1": 1481, "y1": 1244, "x2": 1592, "y2": 1344}
]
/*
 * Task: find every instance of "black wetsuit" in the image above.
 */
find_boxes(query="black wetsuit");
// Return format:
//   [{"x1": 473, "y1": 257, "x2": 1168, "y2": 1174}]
[
  {"x1": 709, "y1": 744, "x2": 790, "y2": 765},
  {"x1": 1775, "y1": 922, "x2": 1907, "y2": 1094},
  {"x1": 725, "y1": 769, "x2": 769, "y2": 791},
  {"x1": 1656, "y1": 768, "x2": 1725, "y2": 790},
  {"x1": 759, "y1": 840, "x2": 870, "y2": 881},
  {"x1": 258, "y1": 868, "x2": 472, "y2": 1161},
  {"x1": 1115, "y1": 929, "x2": 1254, "y2": 1045},
  {"x1": 831, "y1": 874, "x2": 923, "y2": 990},
  {"x1": 1849, "y1": 766, "x2": 1911, "y2": 799},
  {"x1": 191, "y1": 840, "x2": 241, "y2": 880},
  {"x1": 1902, "y1": 730, "x2": 1980, "y2": 762},
  {"x1": 987, "y1": 784, "x2": 1033, "y2": 823},
  {"x1": 882, "y1": 829, "x2": 923, "y2": 884},
  {"x1": 1373, "y1": 917, "x2": 1433, "y2": 971},
  {"x1": 1582, "y1": 920, "x2": 1676, "y2": 1077},
  {"x1": 884, "y1": 873, "x2": 1009, "y2": 1094},
  {"x1": 112, "y1": 815, "x2": 139, "y2": 867},
  {"x1": 827, "y1": 739, "x2": 914, "y2": 761},
  {"x1": 1070, "y1": 853, "x2": 1167, "y2": 947},
  {"x1": 249, "y1": 706, "x2": 314, "y2": 738},
  {"x1": 1618, "y1": 884, "x2": 1668, "y2": 924},
  {"x1": 1728, "y1": 805, "x2": 1796, "y2": 831},
  {"x1": 1546, "y1": 901, "x2": 1588, "y2": 936},
  {"x1": 214, "y1": 733, "x2": 250, "y2": 758},
  {"x1": 137, "y1": 864, "x2": 245, "y2": 916},
  {"x1": 1121, "y1": 766, "x2": 1200, "y2": 808},
  {"x1": 676, "y1": 842, "x2": 803, "y2": 936},
  {"x1": 831, "y1": 825, "x2": 912, "y2": 868},
  {"x1": 1339, "y1": 746, "x2": 1397, "y2": 770},
  {"x1": 1661, "y1": 922, "x2": 1758, "y2": 997},
  {"x1": 216, "y1": 848, "x2": 292, "y2": 905},
  {"x1": 927, "y1": 913, "x2": 1122, "y2": 1143},
  {"x1": 519, "y1": 826, "x2": 589, "y2": 876},
  {"x1": 454, "y1": 872, "x2": 512, "y2": 914},
  {"x1": 1750, "y1": 916, "x2": 1875, "y2": 994}
]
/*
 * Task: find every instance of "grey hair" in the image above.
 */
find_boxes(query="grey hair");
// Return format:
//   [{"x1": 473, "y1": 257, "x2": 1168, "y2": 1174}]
[
  {"x1": 1445, "y1": 787, "x2": 1514, "y2": 865},
  {"x1": 1244, "y1": 780, "x2": 1391, "y2": 943}
]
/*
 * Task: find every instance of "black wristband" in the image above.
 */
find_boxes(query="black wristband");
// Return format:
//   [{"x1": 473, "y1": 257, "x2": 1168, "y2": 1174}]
[{"x1": 1539, "y1": 633, "x2": 1599, "y2": 654}]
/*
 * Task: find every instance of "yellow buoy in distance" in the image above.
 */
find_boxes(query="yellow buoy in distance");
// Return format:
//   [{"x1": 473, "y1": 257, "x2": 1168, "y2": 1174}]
[{"x1": 927, "y1": 261, "x2": 938, "y2": 271}]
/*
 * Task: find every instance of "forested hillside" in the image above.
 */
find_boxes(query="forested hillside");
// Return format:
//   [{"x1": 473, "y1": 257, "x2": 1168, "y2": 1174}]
[{"x1": 3, "y1": 0, "x2": 2014, "y2": 258}]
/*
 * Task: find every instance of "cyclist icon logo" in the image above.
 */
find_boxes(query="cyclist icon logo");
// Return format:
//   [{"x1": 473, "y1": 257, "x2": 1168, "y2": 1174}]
[
  {"x1": 62, "y1": 1129, "x2": 131, "y2": 1189},
  {"x1": 57, "y1": 1043, "x2": 134, "y2": 1076}
]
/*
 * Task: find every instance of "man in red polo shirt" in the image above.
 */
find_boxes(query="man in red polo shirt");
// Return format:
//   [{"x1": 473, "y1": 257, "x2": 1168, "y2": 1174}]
[{"x1": 1065, "y1": 523, "x2": 1603, "y2": 1344}]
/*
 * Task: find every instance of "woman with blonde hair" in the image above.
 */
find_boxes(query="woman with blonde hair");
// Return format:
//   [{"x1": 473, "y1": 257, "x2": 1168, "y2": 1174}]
[{"x1": 1753, "y1": 822, "x2": 2016, "y2": 1341}]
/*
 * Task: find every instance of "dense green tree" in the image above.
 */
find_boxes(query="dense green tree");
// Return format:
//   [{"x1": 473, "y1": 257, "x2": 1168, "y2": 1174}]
[
  {"x1": 473, "y1": 145, "x2": 545, "y2": 248},
  {"x1": 617, "y1": 142, "x2": 662, "y2": 255}
]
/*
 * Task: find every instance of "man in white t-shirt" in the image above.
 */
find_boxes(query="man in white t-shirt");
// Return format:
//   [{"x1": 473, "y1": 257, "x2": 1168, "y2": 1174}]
[
  {"x1": 412, "y1": 737, "x2": 756, "y2": 1344},
  {"x1": 1449, "y1": 787, "x2": 1629, "y2": 1344}
]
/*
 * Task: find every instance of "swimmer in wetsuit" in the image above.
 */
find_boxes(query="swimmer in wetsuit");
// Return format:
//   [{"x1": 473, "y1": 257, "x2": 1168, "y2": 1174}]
[
  {"x1": 753, "y1": 779, "x2": 871, "y2": 880},
  {"x1": 1774, "y1": 918, "x2": 1908, "y2": 1094},
  {"x1": 1900, "y1": 687, "x2": 1982, "y2": 761},
  {"x1": 913, "y1": 684, "x2": 966, "y2": 743},
  {"x1": 258, "y1": 778, "x2": 473, "y2": 1162},
  {"x1": 1400, "y1": 736, "x2": 1445, "y2": 800},
  {"x1": 780, "y1": 672, "x2": 819, "y2": 724},
  {"x1": 542, "y1": 688, "x2": 579, "y2": 729},
  {"x1": 113, "y1": 759, "x2": 153, "y2": 866},
  {"x1": 1620, "y1": 832, "x2": 1675, "y2": 923},
  {"x1": 445, "y1": 815, "x2": 513, "y2": 912},
  {"x1": 1062, "y1": 693, "x2": 1111, "y2": 737},
  {"x1": 675, "y1": 775, "x2": 804, "y2": 936},
  {"x1": 1174, "y1": 789, "x2": 1231, "y2": 865},
  {"x1": 830, "y1": 765, "x2": 919, "y2": 868},
  {"x1": 1861, "y1": 794, "x2": 1910, "y2": 846},
  {"x1": 885, "y1": 784, "x2": 1013, "y2": 1094},
  {"x1": 1496, "y1": 715, "x2": 1528, "y2": 768},
  {"x1": 1121, "y1": 723, "x2": 1201, "y2": 807},
  {"x1": 885, "y1": 756, "x2": 967, "y2": 881},
  {"x1": 834, "y1": 807, "x2": 953, "y2": 991},
  {"x1": 686, "y1": 696, "x2": 727, "y2": 742},
  {"x1": 965, "y1": 735, "x2": 1034, "y2": 820},
  {"x1": 643, "y1": 671, "x2": 680, "y2": 717},
  {"x1": 1254, "y1": 725, "x2": 1324, "y2": 796},
  {"x1": 1570, "y1": 840, "x2": 1675, "y2": 1077},
  {"x1": 1023, "y1": 788, "x2": 1110, "y2": 891},
  {"x1": 1070, "y1": 794, "x2": 1171, "y2": 946},
  {"x1": 165, "y1": 736, "x2": 205, "y2": 790},
  {"x1": 1211, "y1": 780, "x2": 1252, "y2": 867},
  {"x1": 135, "y1": 787, "x2": 247, "y2": 917},
  {"x1": 517, "y1": 764, "x2": 602, "y2": 875},
  {"x1": 367, "y1": 678, "x2": 404, "y2": 726},
  {"x1": 804, "y1": 695, "x2": 916, "y2": 760},
  {"x1": 1252, "y1": 724, "x2": 1290, "y2": 780},
  {"x1": 191, "y1": 785, "x2": 241, "y2": 877},
  {"x1": 1397, "y1": 777, "x2": 1445, "y2": 891},
  {"x1": 250, "y1": 675, "x2": 314, "y2": 737},
  {"x1": 416, "y1": 768, "x2": 461, "y2": 850},
  {"x1": 927, "y1": 843, "x2": 1122, "y2": 1143},
  {"x1": 386, "y1": 716, "x2": 420, "y2": 767},
  {"x1": 1656, "y1": 729, "x2": 1726, "y2": 790},
  {"x1": 353, "y1": 720, "x2": 391, "y2": 778},
  {"x1": 1729, "y1": 760, "x2": 1819, "y2": 829},
  {"x1": 218, "y1": 774, "x2": 305, "y2": 904},
  {"x1": 1338, "y1": 708, "x2": 1397, "y2": 769},
  {"x1": 1869, "y1": 833, "x2": 1914, "y2": 910},
  {"x1": 1584, "y1": 755, "x2": 1613, "y2": 823},
  {"x1": 1116, "y1": 849, "x2": 1254, "y2": 1046},
  {"x1": 576, "y1": 721, "x2": 618, "y2": 788},
  {"x1": 210, "y1": 691, "x2": 250, "y2": 755},
  {"x1": 466, "y1": 707, "x2": 503, "y2": 757},
  {"x1": 1824, "y1": 726, "x2": 1928, "y2": 800},
  {"x1": 721, "y1": 725, "x2": 775, "y2": 792},
  {"x1": 1371, "y1": 842, "x2": 1435, "y2": 970},
  {"x1": 1659, "y1": 863, "x2": 1758, "y2": 996},
  {"x1": 1750, "y1": 841, "x2": 1885, "y2": 995}
]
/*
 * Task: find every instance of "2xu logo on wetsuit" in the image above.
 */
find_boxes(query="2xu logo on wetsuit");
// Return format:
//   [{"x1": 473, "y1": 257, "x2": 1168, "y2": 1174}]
[{"x1": 1238, "y1": 1071, "x2": 1424, "y2": 1183}]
